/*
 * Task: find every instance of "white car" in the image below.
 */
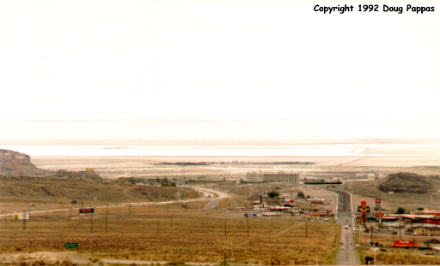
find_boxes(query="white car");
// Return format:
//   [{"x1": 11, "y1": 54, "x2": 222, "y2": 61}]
[{"x1": 344, "y1": 225, "x2": 349, "y2": 229}]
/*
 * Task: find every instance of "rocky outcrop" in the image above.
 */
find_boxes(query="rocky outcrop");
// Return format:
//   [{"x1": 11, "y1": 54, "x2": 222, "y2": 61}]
[
  {"x1": 378, "y1": 172, "x2": 433, "y2": 194},
  {"x1": 0, "y1": 149, "x2": 103, "y2": 181},
  {"x1": 0, "y1": 149, "x2": 50, "y2": 177}
]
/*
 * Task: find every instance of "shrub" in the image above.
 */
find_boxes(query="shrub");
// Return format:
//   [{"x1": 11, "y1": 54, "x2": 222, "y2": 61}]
[
  {"x1": 396, "y1": 207, "x2": 405, "y2": 214},
  {"x1": 267, "y1": 191, "x2": 279, "y2": 198}
]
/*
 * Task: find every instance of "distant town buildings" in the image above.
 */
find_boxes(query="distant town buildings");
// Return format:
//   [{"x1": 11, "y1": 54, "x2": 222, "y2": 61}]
[
  {"x1": 246, "y1": 171, "x2": 298, "y2": 184},
  {"x1": 412, "y1": 224, "x2": 440, "y2": 236},
  {"x1": 246, "y1": 172, "x2": 262, "y2": 182}
]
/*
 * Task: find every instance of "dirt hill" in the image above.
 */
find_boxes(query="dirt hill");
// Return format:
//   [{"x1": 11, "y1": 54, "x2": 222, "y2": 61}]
[
  {"x1": 378, "y1": 172, "x2": 433, "y2": 194},
  {"x1": 0, "y1": 149, "x2": 103, "y2": 181},
  {"x1": 0, "y1": 176, "x2": 199, "y2": 204},
  {"x1": 0, "y1": 149, "x2": 50, "y2": 177},
  {"x1": 54, "y1": 169, "x2": 102, "y2": 181}
]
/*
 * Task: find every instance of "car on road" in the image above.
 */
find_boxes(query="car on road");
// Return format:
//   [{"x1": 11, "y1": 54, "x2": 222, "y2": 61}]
[{"x1": 344, "y1": 225, "x2": 349, "y2": 229}]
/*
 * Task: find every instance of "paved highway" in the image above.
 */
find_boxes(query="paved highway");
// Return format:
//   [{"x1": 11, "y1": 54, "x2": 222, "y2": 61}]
[{"x1": 332, "y1": 189, "x2": 360, "y2": 265}]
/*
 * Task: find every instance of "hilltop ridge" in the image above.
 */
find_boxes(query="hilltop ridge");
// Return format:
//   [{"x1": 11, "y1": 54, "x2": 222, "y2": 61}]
[
  {"x1": 378, "y1": 172, "x2": 434, "y2": 194},
  {"x1": 0, "y1": 149, "x2": 49, "y2": 177},
  {"x1": 0, "y1": 149, "x2": 103, "y2": 181}
]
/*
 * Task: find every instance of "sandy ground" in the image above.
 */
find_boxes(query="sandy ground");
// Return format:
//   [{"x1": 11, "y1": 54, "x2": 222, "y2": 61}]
[
  {"x1": 5, "y1": 138, "x2": 432, "y2": 179},
  {"x1": 31, "y1": 154, "x2": 440, "y2": 180}
]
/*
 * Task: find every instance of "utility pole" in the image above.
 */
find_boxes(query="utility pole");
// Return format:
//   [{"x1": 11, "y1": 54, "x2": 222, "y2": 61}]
[
  {"x1": 22, "y1": 212, "x2": 26, "y2": 231},
  {"x1": 90, "y1": 212, "x2": 94, "y2": 233},
  {"x1": 224, "y1": 220, "x2": 227, "y2": 236},
  {"x1": 27, "y1": 203, "x2": 32, "y2": 225},
  {"x1": 305, "y1": 218, "x2": 308, "y2": 238},
  {"x1": 231, "y1": 241, "x2": 234, "y2": 258},
  {"x1": 157, "y1": 218, "x2": 159, "y2": 234},
  {"x1": 223, "y1": 249, "x2": 227, "y2": 265},
  {"x1": 105, "y1": 205, "x2": 109, "y2": 234},
  {"x1": 90, "y1": 239, "x2": 94, "y2": 257}
]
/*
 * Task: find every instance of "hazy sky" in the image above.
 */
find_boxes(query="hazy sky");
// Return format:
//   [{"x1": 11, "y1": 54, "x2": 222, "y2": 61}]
[{"x1": 0, "y1": 0, "x2": 439, "y2": 140}]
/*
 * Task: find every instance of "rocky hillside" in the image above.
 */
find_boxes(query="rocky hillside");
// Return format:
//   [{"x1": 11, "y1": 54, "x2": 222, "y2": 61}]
[
  {"x1": 378, "y1": 172, "x2": 434, "y2": 194},
  {"x1": 0, "y1": 176, "x2": 199, "y2": 204},
  {"x1": 0, "y1": 149, "x2": 50, "y2": 177},
  {"x1": 54, "y1": 169, "x2": 102, "y2": 181}
]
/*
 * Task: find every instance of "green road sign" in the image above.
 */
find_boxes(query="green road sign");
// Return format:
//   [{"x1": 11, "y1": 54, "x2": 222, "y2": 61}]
[{"x1": 64, "y1": 242, "x2": 78, "y2": 249}]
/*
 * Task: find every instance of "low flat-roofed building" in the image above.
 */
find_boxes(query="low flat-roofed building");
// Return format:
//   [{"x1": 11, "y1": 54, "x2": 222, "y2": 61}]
[
  {"x1": 412, "y1": 224, "x2": 440, "y2": 236},
  {"x1": 246, "y1": 172, "x2": 263, "y2": 182},
  {"x1": 263, "y1": 172, "x2": 298, "y2": 184},
  {"x1": 246, "y1": 171, "x2": 298, "y2": 184}
]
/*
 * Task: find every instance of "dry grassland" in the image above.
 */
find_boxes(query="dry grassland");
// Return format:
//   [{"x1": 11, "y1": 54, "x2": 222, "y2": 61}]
[
  {"x1": 0, "y1": 177, "x2": 199, "y2": 214},
  {"x1": 0, "y1": 203, "x2": 339, "y2": 265}
]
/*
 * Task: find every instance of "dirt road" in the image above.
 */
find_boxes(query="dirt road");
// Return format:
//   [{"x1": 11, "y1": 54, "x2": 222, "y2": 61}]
[
  {"x1": 201, "y1": 187, "x2": 229, "y2": 209},
  {"x1": 0, "y1": 186, "x2": 230, "y2": 264},
  {"x1": 0, "y1": 186, "x2": 229, "y2": 218}
]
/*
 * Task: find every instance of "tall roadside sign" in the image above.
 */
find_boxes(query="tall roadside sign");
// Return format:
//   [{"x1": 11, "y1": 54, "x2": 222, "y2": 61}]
[
  {"x1": 79, "y1": 208, "x2": 95, "y2": 233},
  {"x1": 375, "y1": 198, "x2": 382, "y2": 224},
  {"x1": 361, "y1": 200, "x2": 367, "y2": 224}
]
